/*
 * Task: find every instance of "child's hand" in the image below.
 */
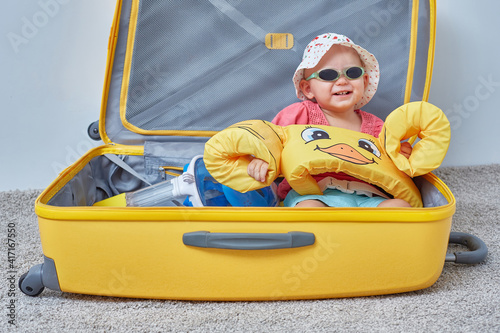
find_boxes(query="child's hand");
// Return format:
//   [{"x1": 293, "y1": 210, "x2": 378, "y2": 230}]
[
  {"x1": 247, "y1": 157, "x2": 269, "y2": 182},
  {"x1": 400, "y1": 141, "x2": 412, "y2": 159}
]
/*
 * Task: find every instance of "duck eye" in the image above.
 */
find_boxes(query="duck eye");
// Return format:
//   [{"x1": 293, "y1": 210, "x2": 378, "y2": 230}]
[
  {"x1": 358, "y1": 139, "x2": 381, "y2": 158},
  {"x1": 301, "y1": 128, "x2": 331, "y2": 143}
]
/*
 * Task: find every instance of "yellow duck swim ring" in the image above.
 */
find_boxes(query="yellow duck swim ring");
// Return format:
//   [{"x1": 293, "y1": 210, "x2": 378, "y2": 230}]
[{"x1": 204, "y1": 102, "x2": 450, "y2": 208}]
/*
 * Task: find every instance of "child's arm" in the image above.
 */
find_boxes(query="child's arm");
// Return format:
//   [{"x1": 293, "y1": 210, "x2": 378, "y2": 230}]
[
  {"x1": 247, "y1": 157, "x2": 269, "y2": 182},
  {"x1": 400, "y1": 141, "x2": 412, "y2": 159}
]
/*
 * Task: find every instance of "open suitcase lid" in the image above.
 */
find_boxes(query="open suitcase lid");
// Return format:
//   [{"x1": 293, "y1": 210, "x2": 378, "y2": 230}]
[{"x1": 100, "y1": 0, "x2": 435, "y2": 146}]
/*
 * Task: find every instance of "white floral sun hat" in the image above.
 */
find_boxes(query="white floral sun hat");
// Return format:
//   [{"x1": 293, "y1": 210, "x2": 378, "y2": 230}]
[{"x1": 293, "y1": 33, "x2": 380, "y2": 110}]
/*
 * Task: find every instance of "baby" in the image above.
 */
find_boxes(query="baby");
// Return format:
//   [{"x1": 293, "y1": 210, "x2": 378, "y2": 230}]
[{"x1": 248, "y1": 33, "x2": 412, "y2": 208}]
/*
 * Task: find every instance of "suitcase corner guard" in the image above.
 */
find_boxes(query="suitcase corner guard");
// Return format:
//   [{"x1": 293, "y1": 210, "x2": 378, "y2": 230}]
[{"x1": 19, "y1": 256, "x2": 60, "y2": 297}]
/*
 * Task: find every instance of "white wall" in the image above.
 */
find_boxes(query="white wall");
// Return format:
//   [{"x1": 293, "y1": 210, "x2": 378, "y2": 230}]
[
  {"x1": 429, "y1": 0, "x2": 500, "y2": 167},
  {"x1": 1, "y1": 1, "x2": 499, "y2": 191},
  {"x1": 1, "y1": 0, "x2": 115, "y2": 191}
]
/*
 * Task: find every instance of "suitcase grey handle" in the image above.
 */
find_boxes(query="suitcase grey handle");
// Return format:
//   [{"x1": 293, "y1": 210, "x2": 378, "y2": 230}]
[
  {"x1": 446, "y1": 232, "x2": 488, "y2": 264},
  {"x1": 183, "y1": 231, "x2": 315, "y2": 250}
]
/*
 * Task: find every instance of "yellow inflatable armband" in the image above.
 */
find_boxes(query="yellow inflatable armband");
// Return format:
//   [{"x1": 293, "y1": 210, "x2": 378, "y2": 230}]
[{"x1": 204, "y1": 102, "x2": 450, "y2": 208}]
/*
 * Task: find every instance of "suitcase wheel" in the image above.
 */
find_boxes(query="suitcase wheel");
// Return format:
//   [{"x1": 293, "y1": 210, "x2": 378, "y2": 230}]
[
  {"x1": 87, "y1": 120, "x2": 100, "y2": 141},
  {"x1": 19, "y1": 257, "x2": 60, "y2": 297},
  {"x1": 19, "y1": 268, "x2": 44, "y2": 297}
]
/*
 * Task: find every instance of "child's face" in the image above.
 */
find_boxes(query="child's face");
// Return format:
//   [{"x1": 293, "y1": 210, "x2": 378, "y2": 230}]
[{"x1": 300, "y1": 45, "x2": 369, "y2": 114}]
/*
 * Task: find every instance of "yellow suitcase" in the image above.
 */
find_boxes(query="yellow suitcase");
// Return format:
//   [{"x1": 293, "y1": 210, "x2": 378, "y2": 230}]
[{"x1": 20, "y1": 0, "x2": 486, "y2": 300}]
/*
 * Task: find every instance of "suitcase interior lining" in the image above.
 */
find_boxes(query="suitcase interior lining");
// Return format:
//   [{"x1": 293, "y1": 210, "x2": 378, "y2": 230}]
[
  {"x1": 104, "y1": 0, "x2": 427, "y2": 145},
  {"x1": 124, "y1": 0, "x2": 413, "y2": 131}
]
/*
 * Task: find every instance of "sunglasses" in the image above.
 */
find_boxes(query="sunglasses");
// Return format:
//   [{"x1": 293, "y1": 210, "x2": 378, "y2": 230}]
[{"x1": 305, "y1": 66, "x2": 365, "y2": 82}]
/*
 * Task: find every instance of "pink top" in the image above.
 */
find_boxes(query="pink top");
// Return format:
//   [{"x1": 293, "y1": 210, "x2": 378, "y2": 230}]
[
  {"x1": 272, "y1": 100, "x2": 384, "y2": 135},
  {"x1": 272, "y1": 100, "x2": 385, "y2": 199}
]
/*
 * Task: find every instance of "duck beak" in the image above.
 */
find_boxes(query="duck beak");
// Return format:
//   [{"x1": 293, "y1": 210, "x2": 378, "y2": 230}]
[{"x1": 316, "y1": 143, "x2": 375, "y2": 165}]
